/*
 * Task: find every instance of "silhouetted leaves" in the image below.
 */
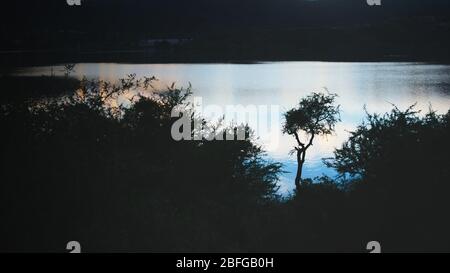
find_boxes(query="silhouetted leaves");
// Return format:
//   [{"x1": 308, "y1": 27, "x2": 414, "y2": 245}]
[
  {"x1": 284, "y1": 91, "x2": 340, "y2": 189},
  {"x1": 1, "y1": 78, "x2": 449, "y2": 252}
]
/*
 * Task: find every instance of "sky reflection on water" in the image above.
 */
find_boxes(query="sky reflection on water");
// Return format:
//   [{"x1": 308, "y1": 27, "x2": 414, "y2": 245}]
[{"x1": 17, "y1": 62, "x2": 450, "y2": 194}]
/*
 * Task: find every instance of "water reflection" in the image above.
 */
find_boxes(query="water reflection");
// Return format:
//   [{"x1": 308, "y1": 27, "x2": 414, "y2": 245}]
[{"x1": 16, "y1": 62, "x2": 450, "y2": 193}]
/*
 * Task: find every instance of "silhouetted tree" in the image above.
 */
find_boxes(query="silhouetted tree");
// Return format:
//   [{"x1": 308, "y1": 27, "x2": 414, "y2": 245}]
[
  {"x1": 63, "y1": 64, "x2": 76, "y2": 77},
  {"x1": 283, "y1": 92, "x2": 340, "y2": 190}
]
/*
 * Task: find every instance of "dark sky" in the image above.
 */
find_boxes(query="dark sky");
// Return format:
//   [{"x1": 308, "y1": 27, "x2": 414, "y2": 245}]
[{"x1": 2, "y1": 0, "x2": 450, "y2": 35}]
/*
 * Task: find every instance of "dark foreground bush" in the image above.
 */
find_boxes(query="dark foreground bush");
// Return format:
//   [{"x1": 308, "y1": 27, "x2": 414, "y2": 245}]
[
  {"x1": 1, "y1": 76, "x2": 449, "y2": 252},
  {"x1": 0, "y1": 75, "x2": 282, "y2": 252}
]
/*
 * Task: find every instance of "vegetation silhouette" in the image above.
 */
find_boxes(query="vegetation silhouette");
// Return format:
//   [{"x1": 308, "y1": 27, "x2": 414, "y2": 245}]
[
  {"x1": 324, "y1": 105, "x2": 450, "y2": 252},
  {"x1": 1, "y1": 76, "x2": 449, "y2": 252},
  {"x1": 0, "y1": 75, "x2": 79, "y2": 103},
  {"x1": 0, "y1": 75, "x2": 281, "y2": 252},
  {"x1": 283, "y1": 92, "x2": 340, "y2": 190}
]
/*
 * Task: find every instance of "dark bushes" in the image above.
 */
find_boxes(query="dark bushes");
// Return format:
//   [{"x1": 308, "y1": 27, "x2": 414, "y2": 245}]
[{"x1": 1, "y1": 76, "x2": 449, "y2": 252}]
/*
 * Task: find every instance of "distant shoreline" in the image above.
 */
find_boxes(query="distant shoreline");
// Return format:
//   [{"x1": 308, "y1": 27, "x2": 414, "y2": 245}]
[{"x1": 2, "y1": 50, "x2": 450, "y2": 69}]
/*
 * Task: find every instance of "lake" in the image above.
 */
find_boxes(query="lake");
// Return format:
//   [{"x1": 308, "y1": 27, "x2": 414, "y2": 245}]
[{"x1": 15, "y1": 62, "x2": 450, "y2": 194}]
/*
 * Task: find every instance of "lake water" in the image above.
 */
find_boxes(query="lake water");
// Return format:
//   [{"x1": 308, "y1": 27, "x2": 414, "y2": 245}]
[{"x1": 16, "y1": 62, "x2": 450, "y2": 194}]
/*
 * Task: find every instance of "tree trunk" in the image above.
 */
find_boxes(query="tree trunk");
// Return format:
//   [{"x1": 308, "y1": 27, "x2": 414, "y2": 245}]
[{"x1": 295, "y1": 149, "x2": 305, "y2": 190}]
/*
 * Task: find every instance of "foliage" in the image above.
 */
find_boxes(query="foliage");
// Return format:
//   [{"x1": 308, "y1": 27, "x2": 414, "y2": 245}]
[
  {"x1": 283, "y1": 91, "x2": 340, "y2": 189},
  {"x1": 283, "y1": 92, "x2": 340, "y2": 137},
  {"x1": 1, "y1": 78, "x2": 450, "y2": 252},
  {"x1": 0, "y1": 76, "x2": 281, "y2": 252}
]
